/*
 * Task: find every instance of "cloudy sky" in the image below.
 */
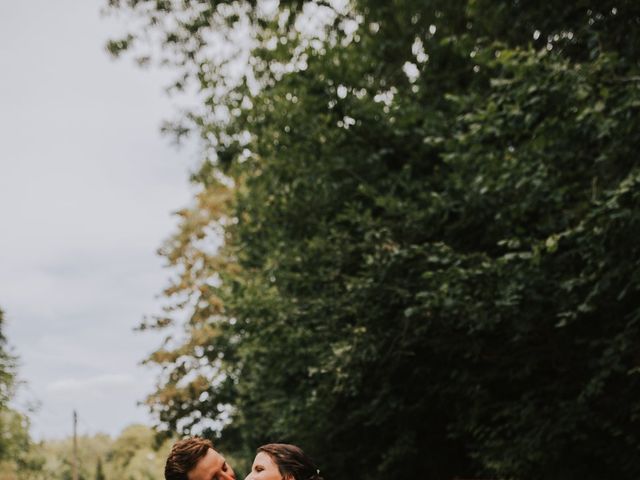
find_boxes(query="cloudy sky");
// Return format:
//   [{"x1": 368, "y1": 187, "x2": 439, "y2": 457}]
[{"x1": 0, "y1": 1, "x2": 197, "y2": 439}]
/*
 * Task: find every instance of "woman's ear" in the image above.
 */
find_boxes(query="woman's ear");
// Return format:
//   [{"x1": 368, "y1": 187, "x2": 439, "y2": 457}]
[{"x1": 282, "y1": 475, "x2": 294, "y2": 480}]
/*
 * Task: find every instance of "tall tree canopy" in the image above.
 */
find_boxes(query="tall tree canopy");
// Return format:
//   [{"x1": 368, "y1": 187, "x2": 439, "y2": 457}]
[{"x1": 107, "y1": 1, "x2": 640, "y2": 478}]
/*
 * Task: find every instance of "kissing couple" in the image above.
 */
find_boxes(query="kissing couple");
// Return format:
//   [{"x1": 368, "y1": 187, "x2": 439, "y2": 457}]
[{"x1": 165, "y1": 437, "x2": 323, "y2": 480}]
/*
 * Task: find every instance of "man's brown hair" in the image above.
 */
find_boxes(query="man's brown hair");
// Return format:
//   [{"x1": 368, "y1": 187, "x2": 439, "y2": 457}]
[{"x1": 165, "y1": 437, "x2": 214, "y2": 480}]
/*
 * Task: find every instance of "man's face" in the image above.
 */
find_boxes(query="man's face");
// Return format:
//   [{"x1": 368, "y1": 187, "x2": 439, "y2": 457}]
[{"x1": 188, "y1": 448, "x2": 236, "y2": 480}]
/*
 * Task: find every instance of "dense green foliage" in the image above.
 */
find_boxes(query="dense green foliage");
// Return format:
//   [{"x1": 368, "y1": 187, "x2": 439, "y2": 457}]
[{"x1": 108, "y1": 1, "x2": 640, "y2": 478}]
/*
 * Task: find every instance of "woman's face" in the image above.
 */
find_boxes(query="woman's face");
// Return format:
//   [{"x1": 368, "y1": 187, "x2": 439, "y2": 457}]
[{"x1": 245, "y1": 452, "x2": 283, "y2": 480}]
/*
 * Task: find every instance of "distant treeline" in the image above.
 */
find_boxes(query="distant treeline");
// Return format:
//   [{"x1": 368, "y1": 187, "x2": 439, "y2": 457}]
[{"x1": 0, "y1": 423, "x2": 171, "y2": 480}]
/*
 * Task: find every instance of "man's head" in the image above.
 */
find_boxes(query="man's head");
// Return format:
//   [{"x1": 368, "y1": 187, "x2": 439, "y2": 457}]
[{"x1": 165, "y1": 437, "x2": 236, "y2": 480}]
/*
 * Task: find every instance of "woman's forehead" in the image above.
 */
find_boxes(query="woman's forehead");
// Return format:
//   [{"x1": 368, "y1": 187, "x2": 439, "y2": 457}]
[{"x1": 253, "y1": 451, "x2": 276, "y2": 465}]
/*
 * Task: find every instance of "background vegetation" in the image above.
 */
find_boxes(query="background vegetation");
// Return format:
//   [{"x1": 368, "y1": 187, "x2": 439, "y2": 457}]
[
  {"x1": 0, "y1": 422, "x2": 171, "y2": 480},
  {"x1": 31, "y1": 425, "x2": 171, "y2": 480}
]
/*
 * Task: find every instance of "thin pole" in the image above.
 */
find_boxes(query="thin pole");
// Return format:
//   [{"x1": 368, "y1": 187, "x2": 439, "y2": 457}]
[{"x1": 72, "y1": 410, "x2": 78, "y2": 480}]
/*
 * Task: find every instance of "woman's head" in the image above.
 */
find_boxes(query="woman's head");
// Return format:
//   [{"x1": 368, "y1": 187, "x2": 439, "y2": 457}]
[{"x1": 245, "y1": 444, "x2": 322, "y2": 480}]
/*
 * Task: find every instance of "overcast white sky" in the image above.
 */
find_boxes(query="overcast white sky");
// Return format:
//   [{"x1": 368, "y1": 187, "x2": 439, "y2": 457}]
[{"x1": 0, "y1": 1, "x2": 198, "y2": 439}]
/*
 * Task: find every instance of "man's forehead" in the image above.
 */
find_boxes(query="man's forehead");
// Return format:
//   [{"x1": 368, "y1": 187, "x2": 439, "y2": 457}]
[{"x1": 187, "y1": 448, "x2": 225, "y2": 480}]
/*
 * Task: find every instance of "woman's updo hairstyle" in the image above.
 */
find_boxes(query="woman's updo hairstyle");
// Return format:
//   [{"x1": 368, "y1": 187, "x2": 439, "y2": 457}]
[{"x1": 257, "y1": 443, "x2": 324, "y2": 480}]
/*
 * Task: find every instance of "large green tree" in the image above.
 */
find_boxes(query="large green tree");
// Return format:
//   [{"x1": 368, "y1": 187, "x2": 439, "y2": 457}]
[{"x1": 108, "y1": 1, "x2": 640, "y2": 478}]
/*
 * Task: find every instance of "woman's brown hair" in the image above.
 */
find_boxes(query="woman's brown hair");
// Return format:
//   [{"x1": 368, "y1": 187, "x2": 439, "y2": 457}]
[{"x1": 257, "y1": 443, "x2": 323, "y2": 480}]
